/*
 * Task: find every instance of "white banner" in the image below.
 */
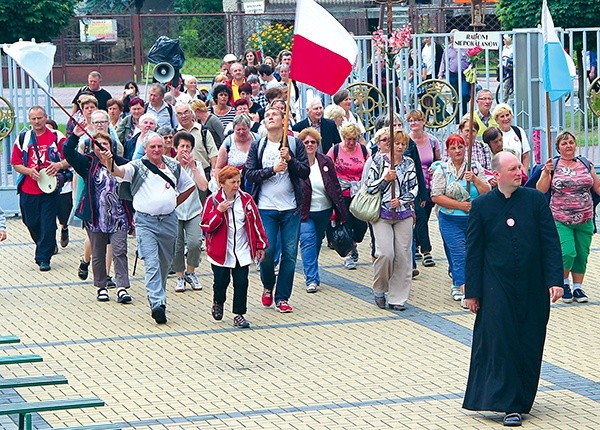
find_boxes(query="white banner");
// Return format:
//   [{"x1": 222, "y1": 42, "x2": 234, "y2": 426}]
[{"x1": 453, "y1": 31, "x2": 501, "y2": 50}]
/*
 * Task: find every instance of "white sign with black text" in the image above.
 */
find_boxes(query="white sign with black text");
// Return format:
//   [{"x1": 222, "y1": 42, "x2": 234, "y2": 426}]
[{"x1": 453, "y1": 31, "x2": 501, "y2": 50}]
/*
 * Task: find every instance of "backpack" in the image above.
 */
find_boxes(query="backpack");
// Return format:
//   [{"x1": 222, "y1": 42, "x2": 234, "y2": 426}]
[
  {"x1": 525, "y1": 155, "x2": 600, "y2": 230},
  {"x1": 144, "y1": 102, "x2": 175, "y2": 126},
  {"x1": 510, "y1": 125, "x2": 524, "y2": 155},
  {"x1": 332, "y1": 143, "x2": 368, "y2": 162}
]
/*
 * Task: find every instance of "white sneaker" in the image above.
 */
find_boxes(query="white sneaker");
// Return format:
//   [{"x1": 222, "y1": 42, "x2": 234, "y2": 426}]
[
  {"x1": 175, "y1": 277, "x2": 186, "y2": 292},
  {"x1": 344, "y1": 256, "x2": 356, "y2": 270},
  {"x1": 451, "y1": 286, "x2": 462, "y2": 301},
  {"x1": 460, "y1": 297, "x2": 469, "y2": 309},
  {"x1": 306, "y1": 283, "x2": 318, "y2": 293},
  {"x1": 184, "y1": 271, "x2": 202, "y2": 290}
]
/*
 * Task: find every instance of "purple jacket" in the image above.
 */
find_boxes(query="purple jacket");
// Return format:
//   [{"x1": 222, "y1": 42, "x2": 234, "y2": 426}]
[{"x1": 301, "y1": 153, "x2": 348, "y2": 223}]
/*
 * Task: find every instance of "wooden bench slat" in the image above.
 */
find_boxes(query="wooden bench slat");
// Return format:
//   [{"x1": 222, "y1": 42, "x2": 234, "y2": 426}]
[
  {"x1": 0, "y1": 375, "x2": 68, "y2": 389},
  {"x1": 0, "y1": 335, "x2": 20, "y2": 345},
  {"x1": 0, "y1": 354, "x2": 43, "y2": 365},
  {"x1": 0, "y1": 397, "x2": 105, "y2": 415}
]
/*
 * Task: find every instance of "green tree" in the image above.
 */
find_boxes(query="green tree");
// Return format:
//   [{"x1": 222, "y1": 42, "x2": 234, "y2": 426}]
[
  {"x1": 173, "y1": 0, "x2": 222, "y2": 13},
  {"x1": 0, "y1": 0, "x2": 76, "y2": 43},
  {"x1": 77, "y1": 0, "x2": 131, "y2": 14},
  {"x1": 496, "y1": 0, "x2": 600, "y2": 30}
]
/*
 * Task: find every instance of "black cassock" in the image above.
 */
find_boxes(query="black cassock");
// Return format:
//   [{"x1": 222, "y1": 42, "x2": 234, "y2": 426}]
[{"x1": 462, "y1": 187, "x2": 563, "y2": 414}]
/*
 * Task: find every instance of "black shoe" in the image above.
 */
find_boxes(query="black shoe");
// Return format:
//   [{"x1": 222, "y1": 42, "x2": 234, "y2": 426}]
[
  {"x1": 211, "y1": 302, "x2": 224, "y2": 321},
  {"x1": 151, "y1": 305, "x2": 167, "y2": 324},
  {"x1": 503, "y1": 413, "x2": 522, "y2": 427},
  {"x1": 60, "y1": 227, "x2": 69, "y2": 248},
  {"x1": 116, "y1": 288, "x2": 132, "y2": 304},
  {"x1": 388, "y1": 303, "x2": 406, "y2": 311},
  {"x1": 374, "y1": 296, "x2": 386, "y2": 309},
  {"x1": 106, "y1": 276, "x2": 116, "y2": 288},
  {"x1": 39, "y1": 262, "x2": 51, "y2": 272},
  {"x1": 78, "y1": 258, "x2": 90, "y2": 280}
]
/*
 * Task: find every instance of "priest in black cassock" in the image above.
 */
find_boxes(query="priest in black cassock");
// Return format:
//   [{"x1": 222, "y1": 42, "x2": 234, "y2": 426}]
[{"x1": 462, "y1": 152, "x2": 564, "y2": 427}]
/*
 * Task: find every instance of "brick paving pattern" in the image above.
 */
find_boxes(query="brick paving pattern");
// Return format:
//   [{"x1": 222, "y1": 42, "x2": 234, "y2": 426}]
[{"x1": 0, "y1": 212, "x2": 598, "y2": 429}]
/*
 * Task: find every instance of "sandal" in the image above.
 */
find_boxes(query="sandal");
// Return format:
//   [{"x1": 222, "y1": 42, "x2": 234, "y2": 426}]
[
  {"x1": 96, "y1": 287, "x2": 109, "y2": 302},
  {"x1": 422, "y1": 254, "x2": 436, "y2": 267},
  {"x1": 117, "y1": 288, "x2": 132, "y2": 304}
]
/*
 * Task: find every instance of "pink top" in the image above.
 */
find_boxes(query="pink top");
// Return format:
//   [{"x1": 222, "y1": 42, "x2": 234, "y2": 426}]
[
  {"x1": 327, "y1": 143, "x2": 369, "y2": 198},
  {"x1": 550, "y1": 160, "x2": 594, "y2": 225},
  {"x1": 414, "y1": 135, "x2": 440, "y2": 189}
]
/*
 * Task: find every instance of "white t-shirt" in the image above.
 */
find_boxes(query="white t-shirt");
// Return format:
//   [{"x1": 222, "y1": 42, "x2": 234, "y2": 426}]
[
  {"x1": 258, "y1": 140, "x2": 296, "y2": 211},
  {"x1": 207, "y1": 193, "x2": 253, "y2": 268},
  {"x1": 501, "y1": 126, "x2": 530, "y2": 161},
  {"x1": 422, "y1": 44, "x2": 434, "y2": 75},
  {"x1": 122, "y1": 161, "x2": 194, "y2": 215},
  {"x1": 175, "y1": 162, "x2": 204, "y2": 221},
  {"x1": 308, "y1": 161, "x2": 332, "y2": 212}
]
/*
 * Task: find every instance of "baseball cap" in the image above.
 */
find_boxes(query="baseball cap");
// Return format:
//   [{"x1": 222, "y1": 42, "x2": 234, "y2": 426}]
[{"x1": 223, "y1": 54, "x2": 237, "y2": 63}]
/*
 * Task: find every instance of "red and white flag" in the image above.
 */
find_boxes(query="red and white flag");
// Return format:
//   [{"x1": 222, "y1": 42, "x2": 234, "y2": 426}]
[{"x1": 290, "y1": 0, "x2": 358, "y2": 95}]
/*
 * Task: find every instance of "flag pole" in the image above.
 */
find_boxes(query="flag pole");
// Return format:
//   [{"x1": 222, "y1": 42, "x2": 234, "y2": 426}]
[
  {"x1": 466, "y1": 81, "x2": 476, "y2": 194},
  {"x1": 387, "y1": 0, "x2": 396, "y2": 219},
  {"x1": 281, "y1": 82, "x2": 292, "y2": 149},
  {"x1": 545, "y1": 91, "x2": 553, "y2": 159}
]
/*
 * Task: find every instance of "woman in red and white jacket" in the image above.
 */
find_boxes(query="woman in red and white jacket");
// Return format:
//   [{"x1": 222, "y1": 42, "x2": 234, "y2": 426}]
[{"x1": 201, "y1": 165, "x2": 268, "y2": 328}]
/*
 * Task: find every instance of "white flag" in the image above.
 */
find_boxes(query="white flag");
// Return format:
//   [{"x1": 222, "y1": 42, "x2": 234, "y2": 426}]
[{"x1": 3, "y1": 41, "x2": 56, "y2": 92}]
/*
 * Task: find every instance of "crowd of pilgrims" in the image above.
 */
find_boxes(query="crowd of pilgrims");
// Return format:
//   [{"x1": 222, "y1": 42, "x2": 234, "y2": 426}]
[{"x1": 42, "y1": 48, "x2": 599, "y2": 327}]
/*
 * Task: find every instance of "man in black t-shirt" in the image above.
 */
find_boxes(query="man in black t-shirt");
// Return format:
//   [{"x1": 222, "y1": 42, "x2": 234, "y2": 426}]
[{"x1": 71, "y1": 71, "x2": 112, "y2": 112}]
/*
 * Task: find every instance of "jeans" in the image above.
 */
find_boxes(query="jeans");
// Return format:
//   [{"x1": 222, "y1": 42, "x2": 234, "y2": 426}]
[
  {"x1": 88, "y1": 229, "x2": 130, "y2": 289},
  {"x1": 299, "y1": 208, "x2": 333, "y2": 286},
  {"x1": 212, "y1": 263, "x2": 249, "y2": 315},
  {"x1": 414, "y1": 199, "x2": 434, "y2": 253},
  {"x1": 20, "y1": 192, "x2": 58, "y2": 264},
  {"x1": 173, "y1": 214, "x2": 202, "y2": 272},
  {"x1": 259, "y1": 209, "x2": 301, "y2": 304},
  {"x1": 438, "y1": 211, "x2": 468, "y2": 287},
  {"x1": 134, "y1": 211, "x2": 178, "y2": 309}
]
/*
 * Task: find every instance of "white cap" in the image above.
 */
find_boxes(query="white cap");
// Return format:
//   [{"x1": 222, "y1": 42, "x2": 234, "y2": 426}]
[{"x1": 223, "y1": 54, "x2": 237, "y2": 62}]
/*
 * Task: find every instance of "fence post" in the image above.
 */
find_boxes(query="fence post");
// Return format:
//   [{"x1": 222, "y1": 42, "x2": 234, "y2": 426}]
[{"x1": 132, "y1": 12, "x2": 143, "y2": 83}]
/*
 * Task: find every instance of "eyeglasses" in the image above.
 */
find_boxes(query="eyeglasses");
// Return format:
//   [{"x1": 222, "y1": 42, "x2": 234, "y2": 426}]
[
  {"x1": 303, "y1": 139, "x2": 318, "y2": 145},
  {"x1": 176, "y1": 111, "x2": 191, "y2": 116},
  {"x1": 92, "y1": 120, "x2": 109, "y2": 125},
  {"x1": 378, "y1": 137, "x2": 389, "y2": 142}
]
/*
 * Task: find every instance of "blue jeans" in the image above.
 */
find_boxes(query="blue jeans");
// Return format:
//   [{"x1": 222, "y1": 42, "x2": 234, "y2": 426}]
[
  {"x1": 259, "y1": 209, "x2": 301, "y2": 304},
  {"x1": 438, "y1": 211, "x2": 468, "y2": 287},
  {"x1": 299, "y1": 208, "x2": 333, "y2": 286},
  {"x1": 134, "y1": 211, "x2": 178, "y2": 310}
]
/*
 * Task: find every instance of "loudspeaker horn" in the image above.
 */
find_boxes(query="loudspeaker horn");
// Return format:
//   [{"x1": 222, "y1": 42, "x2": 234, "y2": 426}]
[{"x1": 152, "y1": 62, "x2": 175, "y2": 84}]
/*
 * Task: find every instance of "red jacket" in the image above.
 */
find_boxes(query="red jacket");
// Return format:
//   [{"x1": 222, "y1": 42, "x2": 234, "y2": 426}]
[{"x1": 200, "y1": 189, "x2": 268, "y2": 266}]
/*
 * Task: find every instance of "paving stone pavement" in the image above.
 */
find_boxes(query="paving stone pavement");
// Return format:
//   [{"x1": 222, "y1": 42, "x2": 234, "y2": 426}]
[{"x1": 0, "y1": 212, "x2": 598, "y2": 429}]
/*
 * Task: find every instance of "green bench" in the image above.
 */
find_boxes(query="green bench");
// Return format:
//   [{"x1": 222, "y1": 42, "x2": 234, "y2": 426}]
[
  {"x1": 0, "y1": 354, "x2": 43, "y2": 365},
  {"x1": 0, "y1": 397, "x2": 105, "y2": 430},
  {"x1": 0, "y1": 375, "x2": 68, "y2": 389},
  {"x1": 0, "y1": 335, "x2": 20, "y2": 345}
]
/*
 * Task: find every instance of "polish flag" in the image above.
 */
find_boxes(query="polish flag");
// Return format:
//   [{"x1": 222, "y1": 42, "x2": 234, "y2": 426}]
[{"x1": 290, "y1": 0, "x2": 358, "y2": 95}]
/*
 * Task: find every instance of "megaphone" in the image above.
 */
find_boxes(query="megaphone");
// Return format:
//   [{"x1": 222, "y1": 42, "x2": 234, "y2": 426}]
[{"x1": 152, "y1": 62, "x2": 175, "y2": 84}]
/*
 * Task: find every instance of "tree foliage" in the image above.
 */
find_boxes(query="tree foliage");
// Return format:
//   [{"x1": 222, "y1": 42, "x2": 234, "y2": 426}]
[
  {"x1": 0, "y1": 0, "x2": 76, "y2": 44},
  {"x1": 173, "y1": 0, "x2": 223, "y2": 13},
  {"x1": 496, "y1": 0, "x2": 600, "y2": 31},
  {"x1": 77, "y1": 0, "x2": 131, "y2": 14}
]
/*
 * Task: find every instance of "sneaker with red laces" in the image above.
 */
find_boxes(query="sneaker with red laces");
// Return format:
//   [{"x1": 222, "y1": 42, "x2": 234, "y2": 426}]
[
  {"x1": 276, "y1": 300, "x2": 293, "y2": 313},
  {"x1": 261, "y1": 288, "x2": 273, "y2": 307}
]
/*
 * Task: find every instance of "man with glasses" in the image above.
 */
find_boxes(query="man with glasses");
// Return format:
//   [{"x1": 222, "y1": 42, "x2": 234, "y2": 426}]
[
  {"x1": 175, "y1": 103, "x2": 218, "y2": 200},
  {"x1": 472, "y1": 89, "x2": 497, "y2": 138}
]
